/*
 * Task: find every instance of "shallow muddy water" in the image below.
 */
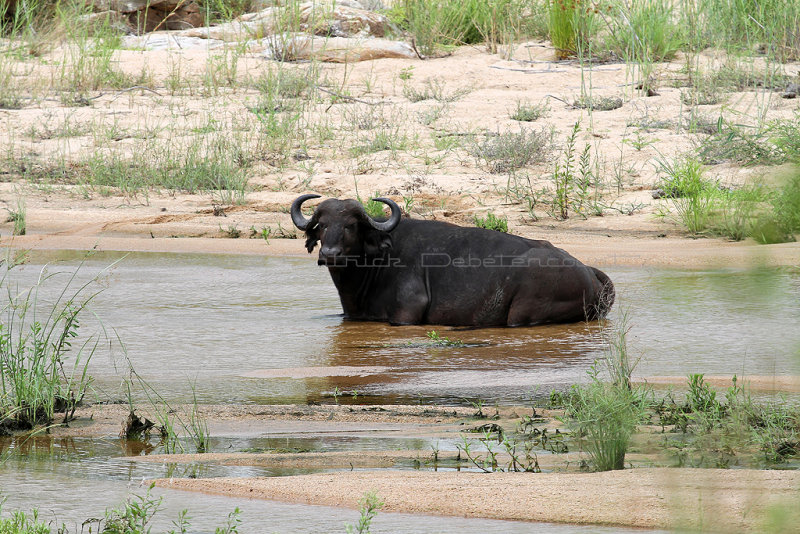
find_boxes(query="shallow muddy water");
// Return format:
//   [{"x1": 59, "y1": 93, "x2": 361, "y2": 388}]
[
  {"x1": 0, "y1": 436, "x2": 655, "y2": 534},
  {"x1": 5, "y1": 250, "x2": 799, "y2": 405}
]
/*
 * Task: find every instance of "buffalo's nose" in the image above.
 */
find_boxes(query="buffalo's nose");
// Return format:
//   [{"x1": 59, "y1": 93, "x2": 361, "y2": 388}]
[{"x1": 319, "y1": 245, "x2": 342, "y2": 259}]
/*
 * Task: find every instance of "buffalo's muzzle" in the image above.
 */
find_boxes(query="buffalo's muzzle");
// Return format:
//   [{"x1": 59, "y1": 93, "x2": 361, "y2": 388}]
[{"x1": 319, "y1": 246, "x2": 343, "y2": 266}]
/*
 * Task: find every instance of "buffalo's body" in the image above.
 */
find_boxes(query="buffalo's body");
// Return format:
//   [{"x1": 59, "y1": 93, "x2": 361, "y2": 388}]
[{"x1": 291, "y1": 196, "x2": 614, "y2": 327}]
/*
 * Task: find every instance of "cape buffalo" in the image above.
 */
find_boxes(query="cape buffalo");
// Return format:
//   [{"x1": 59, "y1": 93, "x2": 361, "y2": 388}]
[{"x1": 291, "y1": 194, "x2": 614, "y2": 327}]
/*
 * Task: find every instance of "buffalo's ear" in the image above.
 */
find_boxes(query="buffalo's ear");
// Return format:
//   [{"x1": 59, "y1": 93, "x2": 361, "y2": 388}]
[
  {"x1": 304, "y1": 225, "x2": 319, "y2": 253},
  {"x1": 363, "y1": 230, "x2": 392, "y2": 257}
]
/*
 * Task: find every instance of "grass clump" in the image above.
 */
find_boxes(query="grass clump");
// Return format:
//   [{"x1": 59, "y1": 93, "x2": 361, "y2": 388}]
[
  {"x1": 0, "y1": 256, "x2": 112, "y2": 430},
  {"x1": 469, "y1": 126, "x2": 555, "y2": 174},
  {"x1": 656, "y1": 158, "x2": 799, "y2": 242},
  {"x1": 474, "y1": 211, "x2": 508, "y2": 232},
  {"x1": 425, "y1": 330, "x2": 464, "y2": 347},
  {"x1": 3, "y1": 483, "x2": 243, "y2": 534},
  {"x1": 73, "y1": 136, "x2": 251, "y2": 201},
  {"x1": 391, "y1": 0, "x2": 531, "y2": 57},
  {"x1": 654, "y1": 157, "x2": 718, "y2": 235},
  {"x1": 752, "y1": 170, "x2": 800, "y2": 244},
  {"x1": 604, "y1": 0, "x2": 683, "y2": 63},
  {"x1": 0, "y1": 504, "x2": 50, "y2": 534},
  {"x1": 510, "y1": 100, "x2": 550, "y2": 122},
  {"x1": 5, "y1": 197, "x2": 26, "y2": 236},
  {"x1": 402, "y1": 78, "x2": 471, "y2": 103},
  {"x1": 685, "y1": 0, "x2": 800, "y2": 60},
  {"x1": 199, "y1": 0, "x2": 254, "y2": 23},
  {"x1": 567, "y1": 375, "x2": 646, "y2": 470},
  {"x1": 547, "y1": 0, "x2": 601, "y2": 60},
  {"x1": 656, "y1": 374, "x2": 800, "y2": 467},
  {"x1": 350, "y1": 127, "x2": 409, "y2": 157},
  {"x1": 357, "y1": 192, "x2": 390, "y2": 220},
  {"x1": 573, "y1": 95, "x2": 623, "y2": 112},
  {"x1": 565, "y1": 314, "x2": 649, "y2": 471},
  {"x1": 696, "y1": 121, "x2": 785, "y2": 166}
]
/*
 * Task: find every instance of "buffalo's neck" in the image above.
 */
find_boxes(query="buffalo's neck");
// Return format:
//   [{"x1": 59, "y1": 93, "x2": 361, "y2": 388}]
[{"x1": 326, "y1": 260, "x2": 383, "y2": 319}]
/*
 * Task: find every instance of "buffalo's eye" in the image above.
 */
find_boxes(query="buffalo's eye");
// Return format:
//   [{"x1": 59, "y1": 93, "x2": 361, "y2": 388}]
[{"x1": 345, "y1": 223, "x2": 356, "y2": 232}]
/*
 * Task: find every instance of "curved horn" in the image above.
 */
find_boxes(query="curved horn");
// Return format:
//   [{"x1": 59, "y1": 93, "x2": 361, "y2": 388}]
[
  {"x1": 366, "y1": 197, "x2": 402, "y2": 232},
  {"x1": 290, "y1": 194, "x2": 320, "y2": 231}
]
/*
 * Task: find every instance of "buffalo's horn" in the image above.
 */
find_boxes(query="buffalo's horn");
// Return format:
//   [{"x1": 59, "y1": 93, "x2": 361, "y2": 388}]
[
  {"x1": 366, "y1": 197, "x2": 401, "y2": 232},
  {"x1": 290, "y1": 194, "x2": 321, "y2": 231}
]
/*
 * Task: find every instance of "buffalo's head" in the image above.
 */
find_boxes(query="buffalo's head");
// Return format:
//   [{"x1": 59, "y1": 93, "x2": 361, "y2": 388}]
[{"x1": 290, "y1": 194, "x2": 402, "y2": 266}]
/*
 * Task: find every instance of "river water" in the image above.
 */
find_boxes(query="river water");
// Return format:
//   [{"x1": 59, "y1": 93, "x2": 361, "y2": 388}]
[{"x1": 4, "y1": 250, "x2": 798, "y2": 404}]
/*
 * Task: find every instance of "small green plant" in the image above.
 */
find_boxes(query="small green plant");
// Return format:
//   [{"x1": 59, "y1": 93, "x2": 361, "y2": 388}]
[
  {"x1": 573, "y1": 95, "x2": 623, "y2": 111},
  {"x1": 687, "y1": 374, "x2": 720, "y2": 413},
  {"x1": 357, "y1": 192, "x2": 389, "y2": 219},
  {"x1": 425, "y1": 330, "x2": 464, "y2": 347},
  {"x1": 345, "y1": 491, "x2": 384, "y2": 534},
  {"x1": 654, "y1": 157, "x2": 715, "y2": 234},
  {"x1": 250, "y1": 226, "x2": 272, "y2": 242},
  {"x1": 187, "y1": 381, "x2": 209, "y2": 453},
  {"x1": 0, "y1": 85, "x2": 23, "y2": 110},
  {"x1": 473, "y1": 212, "x2": 508, "y2": 232},
  {"x1": 0, "y1": 503, "x2": 50, "y2": 534},
  {"x1": 124, "y1": 366, "x2": 212, "y2": 454},
  {"x1": 510, "y1": 100, "x2": 550, "y2": 122},
  {"x1": 622, "y1": 131, "x2": 658, "y2": 151},
  {"x1": 220, "y1": 225, "x2": 242, "y2": 239},
  {"x1": 402, "y1": 78, "x2": 471, "y2": 103},
  {"x1": 548, "y1": 121, "x2": 595, "y2": 220},
  {"x1": 754, "y1": 171, "x2": 800, "y2": 244},
  {"x1": 680, "y1": 87, "x2": 722, "y2": 106},
  {"x1": 214, "y1": 508, "x2": 242, "y2": 534},
  {"x1": 398, "y1": 66, "x2": 414, "y2": 81},
  {"x1": 99, "y1": 483, "x2": 162, "y2": 534},
  {"x1": 469, "y1": 126, "x2": 555, "y2": 174},
  {"x1": 6, "y1": 197, "x2": 26, "y2": 236}
]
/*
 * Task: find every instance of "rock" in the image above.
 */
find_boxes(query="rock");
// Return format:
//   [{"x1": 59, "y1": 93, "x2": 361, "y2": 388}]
[
  {"x1": 128, "y1": 1, "x2": 204, "y2": 33},
  {"x1": 781, "y1": 83, "x2": 800, "y2": 99},
  {"x1": 265, "y1": 33, "x2": 416, "y2": 62},
  {"x1": 178, "y1": 8, "x2": 280, "y2": 41},
  {"x1": 87, "y1": 0, "x2": 204, "y2": 33},
  {"x1": 104, "y1": 0, "x2": 170, "y2": 14},
  {"x1": 76, "y1": 10, "x2": 131, "y2": 34},
  {"x1": 121, "y1": 33, "x2": 224, "y2": 50},
  {"x1": 299, "y1": 3, "x2": 389, "y2": 38}
]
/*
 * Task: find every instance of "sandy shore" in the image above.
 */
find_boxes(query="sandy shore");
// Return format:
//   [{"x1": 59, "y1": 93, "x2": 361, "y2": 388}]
[
  {"x1": 3, "y1": 232, "x2": 800, "y2": 269},
  {"x1": 154, "y1": 469, "x2": 800, "y2": 531}
]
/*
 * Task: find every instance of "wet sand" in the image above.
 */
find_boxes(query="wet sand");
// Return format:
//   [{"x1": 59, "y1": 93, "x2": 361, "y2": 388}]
[
  {"x1": 42, "y1": 400, "x2": 800, "y2": 530},
  {"x1": 3, "y1": 233, "x2": 800, "y2": 269},
  {"x1": 154, "y1": 468, "x2": 800, "y2": 531},
  {"x1": 638, "y1": 374, "x2": 800, "y2": 393}
]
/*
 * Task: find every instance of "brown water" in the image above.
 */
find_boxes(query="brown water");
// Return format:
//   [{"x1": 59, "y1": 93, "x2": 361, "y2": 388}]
[{"x1": 5, "y1": 250, "x2": 799, "y2": 405}]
